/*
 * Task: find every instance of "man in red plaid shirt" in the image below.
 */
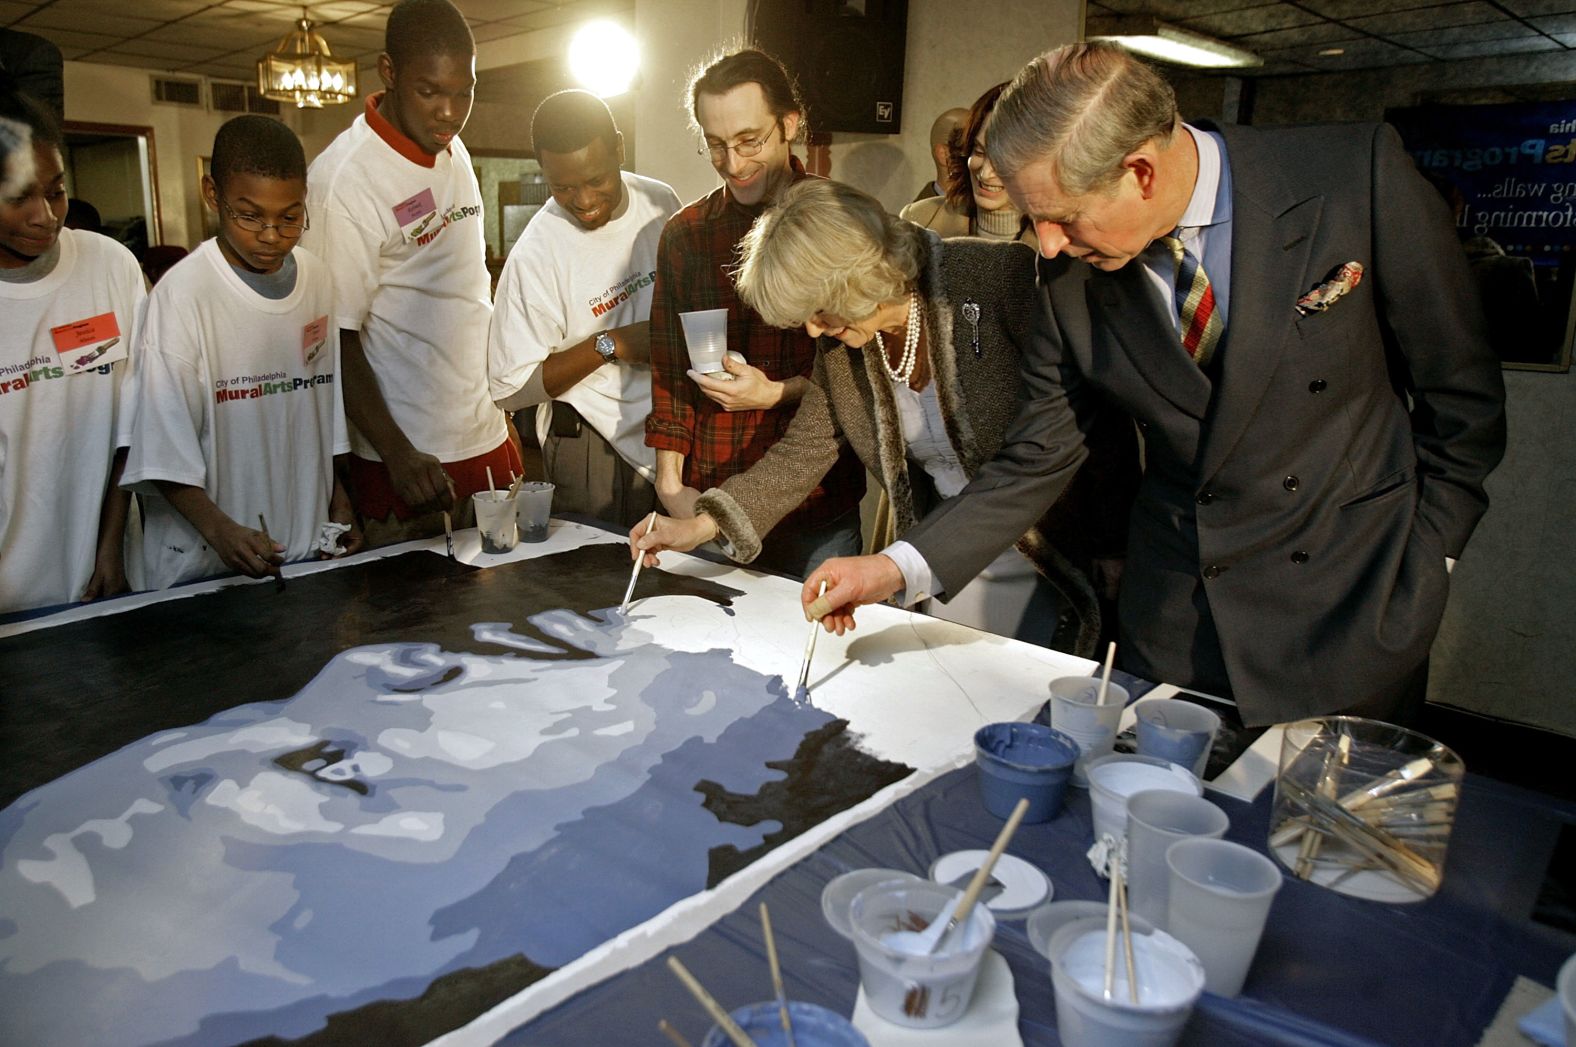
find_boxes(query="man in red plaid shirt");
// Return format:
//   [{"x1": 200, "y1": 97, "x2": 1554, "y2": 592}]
[{"x1": 643, "y1": 49, "x2": 864, "y2": 579}]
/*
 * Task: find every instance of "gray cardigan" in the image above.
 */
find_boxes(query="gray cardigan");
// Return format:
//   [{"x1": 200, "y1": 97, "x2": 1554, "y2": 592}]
[{"x1": 694, "y1": 235, "x2": 1139, "y2": 655}]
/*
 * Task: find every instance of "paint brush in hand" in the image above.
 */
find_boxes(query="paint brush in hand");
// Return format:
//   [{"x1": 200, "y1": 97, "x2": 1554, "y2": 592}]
[
  {"x1": 442, "y1": 511, "x2": 456, "y2": 560},
  {"x1": 621, "y1": 511, "x2": 658, "y2": 613},
  {"x1": 759, "y1": 903, "x2": 797, "y2": 1047},
  {"x1": 795, "y1": 580, "x2": 827, "y2": 694},
  {"x1": 257, "y1": 513, "x2": 285, "y2": 592}
]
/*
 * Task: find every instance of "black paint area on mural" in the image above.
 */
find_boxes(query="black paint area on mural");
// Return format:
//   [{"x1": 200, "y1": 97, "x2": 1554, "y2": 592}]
[{"x1": 698, "y1": 717, "x2": 913, "y2": 888}]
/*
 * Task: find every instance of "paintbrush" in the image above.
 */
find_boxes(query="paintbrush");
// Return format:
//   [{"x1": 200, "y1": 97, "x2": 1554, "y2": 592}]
[
  {"x1": 666, "y1": 957, "x2": 758, "y2": 1047},
  {"x1": 257, "y1": 513, "x2": 285, "y2": 591},
  {"x1": 795, "y1": 580, "x2": 827, "y2": 694},
  {"x1": 621, "y1": 511, "x2": 658, "y2": 613},
  {"x1": 442, "y1": 511, "x2": 455, "y2": 559},
  {"x1": 759, "y1": 903, "x2": 797, "y2": 1047},
  {"x1": 1096, "y1": 641, "x2": 1117, "y2": 705},
  {"x1": 658, "y1": 1018, "x2": 695, "y2": 1047}
]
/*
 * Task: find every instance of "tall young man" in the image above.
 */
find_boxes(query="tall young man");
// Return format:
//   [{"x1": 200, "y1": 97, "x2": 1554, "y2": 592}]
[
  {"x1": 643, "y1": 48, "x2": 863, "y2": 579},
  {"x1": 489, "y1": 90, "x2": 679, "y2": 526},
  {"x1": 301, "y1": 0, "x2": 516, "y2": 547}
]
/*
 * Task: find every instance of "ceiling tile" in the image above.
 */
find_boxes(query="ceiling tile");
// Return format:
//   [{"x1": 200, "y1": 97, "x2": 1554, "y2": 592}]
[
  {"x1": 1297, "y1": 0, "x2": 1442, "y2": 16},
  {"x1": 1270, "y1": 36, "x2": 1432, "y2": 68},
  {"x1": 470, "y1": 21, "x2": 534, "y2": 42},
  {"x1": 86, "y1": 52, "x2": 186, "y2": 71},
  {"x1": 1529, "y1": 13, "x2": 1576, "y2": 32},
  {"x1": 1093, "y1": 0, "x2": 1266, "y2": 15},
  {"x1": 117, "y1": 39, "x2": 221, "y2": 61},
  {"x1": 143, "y1": 22, "x2": 278, "y2": 48},
  {"x1": 1422, "y1": 35, "x2": 1563, "y2": 58},
  {"x1": 1391, "y1": 21, "x2": 1542, "y2": 45},
  {"x1": 1232, "y1": 22, "x2": 1362, "y2": 49},
  {"x1": 1497, "y1": 0, "x2": 1576, "y2": 14},
  {"x1": 1180, "y1": 4, "x2": 1323, "y2": 38},
  {"x1": 13, "y1": 8, "x2": 163, "y2": 35},
  {"x1": 0, "y1": 0, "x2": 37, "y2": 20},
  {"x1": 21, "y1": 27, "x2": 124, "y2": 52},
  {"x1": 1347, "y1": 1, "x2": 1508, "y2": 34}
]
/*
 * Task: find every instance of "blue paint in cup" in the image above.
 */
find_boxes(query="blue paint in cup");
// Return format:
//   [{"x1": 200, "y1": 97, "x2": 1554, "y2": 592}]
[
  {"x1": 974, "y1": 722, "x2": 1080, "y2": 823},
  {"x1": 700, "y1": 1000, "x2": 869, "y2": 1046}
]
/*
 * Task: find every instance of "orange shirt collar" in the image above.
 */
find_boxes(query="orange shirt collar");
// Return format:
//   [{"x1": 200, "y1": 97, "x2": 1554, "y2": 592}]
[{"x1": 365, "y1": 90, "x2": 444, "y2": 168}]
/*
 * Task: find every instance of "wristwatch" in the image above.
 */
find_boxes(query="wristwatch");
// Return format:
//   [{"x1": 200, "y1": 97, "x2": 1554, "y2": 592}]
[{"x1": 593, "y1": 331, "x2": 618, "y2": 364}]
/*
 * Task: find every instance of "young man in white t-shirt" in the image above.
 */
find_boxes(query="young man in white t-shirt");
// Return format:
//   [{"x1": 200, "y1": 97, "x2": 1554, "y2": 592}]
[
  {"x1": 301, "y1": 0, "x2": 518, "y2": 548},
  {"x1": 0, "y1": 91, "x2": 141, "y2": 616},
  {"x1": 489, "y1": 90, "x2": 680, "y2": 526},
  {"x1": 122, "y1": 115, "x2": 355, "y2": 589}
]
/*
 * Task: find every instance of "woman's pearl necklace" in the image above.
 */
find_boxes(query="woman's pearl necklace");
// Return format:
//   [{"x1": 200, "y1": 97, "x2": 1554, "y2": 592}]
[{"x1": 873, "y1": 292, "x2": 921, "y2": 384}]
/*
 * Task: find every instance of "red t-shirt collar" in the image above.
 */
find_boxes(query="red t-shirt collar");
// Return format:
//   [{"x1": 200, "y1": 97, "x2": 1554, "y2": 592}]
[{"x1": 365, "y1": 90, "x2": 445, "y2": 168}]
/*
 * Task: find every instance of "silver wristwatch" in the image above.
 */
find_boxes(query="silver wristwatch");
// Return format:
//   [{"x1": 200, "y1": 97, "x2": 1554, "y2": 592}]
[{"x1": 593, "y1": 332, "x2": 618, "y2": 364}]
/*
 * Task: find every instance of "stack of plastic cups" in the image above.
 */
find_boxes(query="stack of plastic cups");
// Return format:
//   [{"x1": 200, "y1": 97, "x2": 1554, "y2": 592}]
[
  {"x1": 1047, "y1": 914, "x2": 1206, "y2": 1047},
  {"x1": 1125, "y1": 790, "x2": 1230, "y2": 929},
  {"x1": 1164, "y1": 838, "x2": 1283, "y2": 997}
]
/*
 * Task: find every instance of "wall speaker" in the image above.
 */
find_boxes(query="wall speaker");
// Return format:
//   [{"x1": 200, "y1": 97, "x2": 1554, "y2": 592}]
[{"x1": 746, "y1": 0, "x2": 909, "y2": 136}]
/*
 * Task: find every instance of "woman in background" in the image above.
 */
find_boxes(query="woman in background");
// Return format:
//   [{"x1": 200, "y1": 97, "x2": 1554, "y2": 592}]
[{"x1": 899, "y1": 82, "x2": 1035, "y2": 247}]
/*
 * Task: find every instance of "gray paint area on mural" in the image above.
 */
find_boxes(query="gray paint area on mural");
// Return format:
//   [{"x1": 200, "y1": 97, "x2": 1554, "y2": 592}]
[{"x1": 0, "y1": 606, "x2": 845, "y2": 1047}]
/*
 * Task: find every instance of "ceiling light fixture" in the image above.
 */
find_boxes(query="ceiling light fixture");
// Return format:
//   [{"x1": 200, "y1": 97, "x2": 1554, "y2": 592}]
[
  {"x1": 1088, "y1": 17, "x2": 1263, "y2": 70},
  {"x1": 257, "y1": 8, "x2": 358, "y2": 109},
  {"x1": 568, "y1": 20, "x2": 639, "y2": 98}
]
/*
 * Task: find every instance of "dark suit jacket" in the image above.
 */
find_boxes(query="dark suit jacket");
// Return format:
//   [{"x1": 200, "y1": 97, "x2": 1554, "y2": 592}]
[{"x1": 905, "y1": 122, "x2": 1507, "y2": 725}]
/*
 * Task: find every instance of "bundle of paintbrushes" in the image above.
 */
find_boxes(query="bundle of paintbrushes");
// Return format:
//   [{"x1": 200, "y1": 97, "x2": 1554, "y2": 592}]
[{"x1": 1269, "y1": 717, "x2": 1462, "y2": 901}]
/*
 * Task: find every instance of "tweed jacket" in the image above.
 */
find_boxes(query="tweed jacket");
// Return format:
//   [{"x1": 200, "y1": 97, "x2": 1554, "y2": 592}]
[{"x1": 695, "y1": 234, "x2": 1138, "y2": 655}]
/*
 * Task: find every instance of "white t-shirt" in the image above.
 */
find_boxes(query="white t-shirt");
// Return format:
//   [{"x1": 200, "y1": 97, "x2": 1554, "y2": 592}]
[
  {"x1": 122, "y1": 240, "x2": 347, "y2": 590},
  {"x1": 488, "y1": 172, "x2": 679, "y2": 479},
  {"x1": 302, "y1": 104, "x2": 504, "y2": 463},
  {"x1": 0, "y1": 228, "x2": 143, "y2": 614}
]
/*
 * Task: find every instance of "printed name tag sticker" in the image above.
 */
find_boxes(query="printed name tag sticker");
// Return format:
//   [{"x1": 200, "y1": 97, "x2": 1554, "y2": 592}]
[
  {"x1": 302, "y1": 315, "x2": 330, "y2": 367},
  {"x1": 392, "y1": 188, "x2": 439, "y2": 241},
  {"x1": 50, "y1": 312, "x2": 126, "y2": 374}
]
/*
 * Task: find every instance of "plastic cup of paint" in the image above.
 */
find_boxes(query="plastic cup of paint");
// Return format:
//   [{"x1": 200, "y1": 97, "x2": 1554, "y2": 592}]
[
  {"x1": 974, "y1": 722, "x2": 1080, "y2": 823},
  {"x1": 700, "y1": 1000, "x2": 870, "y2": 1046},
  {"x1": 680, "y1": 308, "x2": 730, "y2": 376},
  {"x1": 1047, "y1": 916, "x2": 1206, "y2": 1047},
  {"x1": 1134, "y1": 699, "x2": 1221, "y2": 780},
  {"x1": 1087, "y1": 754, "x2": 1202, "y2": 846},
  {"x1": 1164, "y1": 838, "x2": 1283, "y2": 997},
  {"x1": 513, "y1": 481, "x2": 555, "y2": 543},
  {"x1": 1049, "y1": 677, "x2": 1129, "y2": 787},
  {"x1": 471, "y1": 491, "x2": 518, "y2": 554},
  {"x1": 1125, "y1": 790, "x2": 1230, "y2": 930},
  {"x1": 1559, "y1": 951, "x2": 1576, "y2": 1047},
  {"x1": 848, "y1": 879, "x2": 995, "y2": 1029}
]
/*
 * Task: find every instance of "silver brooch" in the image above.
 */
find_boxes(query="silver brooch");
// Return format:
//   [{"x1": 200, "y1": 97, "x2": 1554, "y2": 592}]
[{"x1": 962, "y1": 300, "x2": 982, "y2": 358}]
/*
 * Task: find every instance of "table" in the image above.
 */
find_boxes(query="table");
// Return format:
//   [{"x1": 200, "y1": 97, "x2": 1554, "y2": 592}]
[{"x1": 501, "y1": 740, "x2": 1576, "y2": 1046}]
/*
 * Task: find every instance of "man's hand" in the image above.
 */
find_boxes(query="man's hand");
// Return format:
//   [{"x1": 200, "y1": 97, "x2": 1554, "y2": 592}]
[
  {"x1": 81, "y1": 551, "x2": 128, "y2": 602},
  {"x1": 209, "y1": 517, "x2": 285, "y2": 579},
  {"x1": 323, "y1": 477, "x2": 364, "y2": 558},
  {"x1": 385, "y1": 447, "x2": 453, "y2": 513},
  {"x1": 689, "y1": 353, "x2": 798, "y2": 412},
  {"x1": 802, "y1": 554, "x2": 905, "y2": 635},
  {"x1": 630, "y1": 513, "x2": 719, "y2": 568}
]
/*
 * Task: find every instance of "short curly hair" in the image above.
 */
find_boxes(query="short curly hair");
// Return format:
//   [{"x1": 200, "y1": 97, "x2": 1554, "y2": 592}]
[{"x1": 734, "y1": 179, "x2": 926, "y2": 331}]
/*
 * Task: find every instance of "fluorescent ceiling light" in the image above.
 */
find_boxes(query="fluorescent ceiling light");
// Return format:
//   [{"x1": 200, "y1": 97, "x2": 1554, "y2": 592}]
[{"x1": 1089, "y1": 18, "x2": 1263, "y2": 70}]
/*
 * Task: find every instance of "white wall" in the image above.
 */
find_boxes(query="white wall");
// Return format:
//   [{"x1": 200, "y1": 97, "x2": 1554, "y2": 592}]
[{"x1": 63, "y1": 60, "x2": 312, "y2": 249}]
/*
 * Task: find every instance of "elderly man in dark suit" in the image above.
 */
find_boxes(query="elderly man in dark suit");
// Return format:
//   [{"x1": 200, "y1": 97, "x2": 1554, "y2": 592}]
[{"x1": 801, "y1": 41, "x2": 1506, "y2": 727}]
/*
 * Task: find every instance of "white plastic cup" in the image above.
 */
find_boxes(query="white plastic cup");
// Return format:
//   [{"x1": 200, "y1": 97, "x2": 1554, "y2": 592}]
[
  {"x1": 847, "y1": 879, "x2": 995, "y2": 1029},
  {"x1": 1086, "y1": 754, "x2": 1202, "y2": 846},
  {"x1": 679, "y1": 308, "x2": 730, "y2": 374},
  {"x1": 1164, "y1": 838, "x2": 1283, "y2": 997},
  {"x1": 1048, "y1": 916, "x2": 1205, "y2": 1047},
  {"x1": 1049, "y1": 677, "x2": 1129, "y2": 787},
  {"x1": 1134, "y1": 699, "x2": 1221, "y2": 779},
  {"x1": 1126, "y1": 790, "x2": 1230, "y2": 930},
  {"x1": 1560, "y1": 951, "x2": 1576, "y2": 1047},
  {"x1": 514, "y1": 481, "x2": 554, "y2": 543},
  {"x1": 472, "y1": 491, "x2": 518, "y2": 554}
]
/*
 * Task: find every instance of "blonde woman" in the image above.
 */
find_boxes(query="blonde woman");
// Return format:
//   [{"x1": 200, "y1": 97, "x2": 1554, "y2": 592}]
[{"x1": 631, "y1": 179, "x2": 1136, "y2": 655}]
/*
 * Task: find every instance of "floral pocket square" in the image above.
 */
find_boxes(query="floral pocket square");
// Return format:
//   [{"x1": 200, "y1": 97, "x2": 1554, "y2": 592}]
[{"x1": 1296, "y1": 261, "x2": 1365, "y2": 315}]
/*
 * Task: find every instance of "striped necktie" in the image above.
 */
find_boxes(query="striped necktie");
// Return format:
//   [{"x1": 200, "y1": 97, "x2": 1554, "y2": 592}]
[{"x1": 1157, "y1": 231, "x2": 1223, "y2": 368}]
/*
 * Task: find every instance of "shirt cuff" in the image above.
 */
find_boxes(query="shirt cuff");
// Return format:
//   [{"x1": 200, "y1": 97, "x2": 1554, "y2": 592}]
[{"x1": 882, "y1": 540, "x2": 944, "y2": 607}]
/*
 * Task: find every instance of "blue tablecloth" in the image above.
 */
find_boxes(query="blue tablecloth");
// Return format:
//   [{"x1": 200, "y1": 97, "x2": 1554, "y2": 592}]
[{"x1": 508, "y1": 760, "x2": 1576, "y2": 1046}]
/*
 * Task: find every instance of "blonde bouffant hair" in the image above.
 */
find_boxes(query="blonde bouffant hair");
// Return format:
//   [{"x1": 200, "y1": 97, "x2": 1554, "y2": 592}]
[{"x1": 734, "y1": 179, "x2": 926, "y2": 331}]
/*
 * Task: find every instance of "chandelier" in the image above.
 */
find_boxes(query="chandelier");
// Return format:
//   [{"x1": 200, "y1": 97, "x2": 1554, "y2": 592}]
[{"x1": 257, "y1": 9, "x2": 358, "y2": 109}]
